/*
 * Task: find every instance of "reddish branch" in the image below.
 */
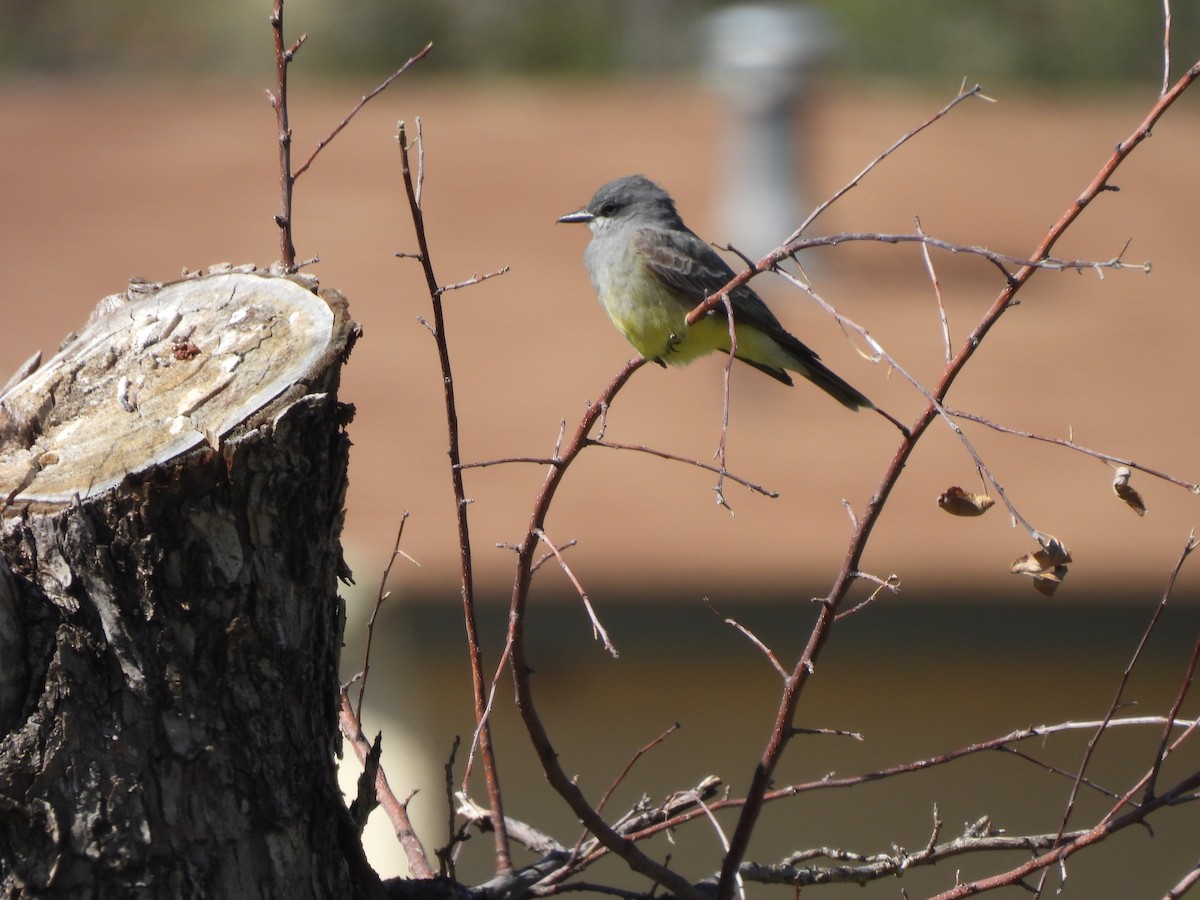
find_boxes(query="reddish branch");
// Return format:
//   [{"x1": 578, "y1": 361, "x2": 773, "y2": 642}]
[
  {"x1": 503, "y1": 358, "x2": 714, "y2": 898},
  {"x1": 268, "y1": 0, "x2": 302, "y2": 269},
  {"x1": 944, "y1": 407, "x2": 1200, "y2": 493},
  {"x1": 294, "y1": 42, "x2": 434, "y2": 180},
  {"x1": 475, "y1": 62, "x2": 1200, "y2": 899},
  {"x1": 713, "y1": 57, "x2": 1200, "y2": 900},
  {"x1": 376, "y1": 36, "x2": 1200, "y2": 899},
  {"x1": 397, "y1": 123, "x2": 513, "y2": 875},
  {"x1": 269, "y1": 1, "x2": 430, "y2": 269},
  {"x1": 930, "y1": 767, "x2": 1200, "y2": 899},
  {"x1": 1050, "y1": 533, "x2": 1197, "y2": 855},
  {"x1": 338, "y1": 689, "x2": 434, "y2": 879},
  {"x1": 355, "y1": 513, "x2": 414, "y2": 723}
]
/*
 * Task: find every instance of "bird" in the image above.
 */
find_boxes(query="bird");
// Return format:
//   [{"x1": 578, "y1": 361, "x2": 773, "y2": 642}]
[{"x1": 557, "y1": 174, "x2": 872, "y2": 412}]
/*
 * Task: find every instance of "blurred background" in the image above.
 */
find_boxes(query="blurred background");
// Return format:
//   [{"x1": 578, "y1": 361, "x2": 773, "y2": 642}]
[{"x1": 2, "y1": 1, "x2": 1200, "y2": 895}]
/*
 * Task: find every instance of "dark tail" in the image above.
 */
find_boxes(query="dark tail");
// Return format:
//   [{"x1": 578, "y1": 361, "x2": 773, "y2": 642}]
[{"x1": 754, "y1": 328, "x2": 873, "y2": 411}]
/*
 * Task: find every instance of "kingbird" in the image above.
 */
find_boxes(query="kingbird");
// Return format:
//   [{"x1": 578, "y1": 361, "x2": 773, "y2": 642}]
[{"x1": 558, "y1": 174, "x2": 871, "y2": 412}]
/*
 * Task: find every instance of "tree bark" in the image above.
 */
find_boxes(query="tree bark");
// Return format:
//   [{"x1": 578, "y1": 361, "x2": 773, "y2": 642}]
[{"x1": 0, "y1": 269, "x2": 368, "y2": 899}]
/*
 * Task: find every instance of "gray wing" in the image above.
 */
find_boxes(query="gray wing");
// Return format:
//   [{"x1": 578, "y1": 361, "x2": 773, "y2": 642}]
[
  {"x1": 631, "y1": 225, "x2": 873, "y2": 409},
  {"x1": 630, "y1": 226, "x2": 786, "y2": 335}
]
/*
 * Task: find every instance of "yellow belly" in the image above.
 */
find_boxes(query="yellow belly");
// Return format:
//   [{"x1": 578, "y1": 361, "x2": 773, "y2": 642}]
[
  {"x1": 601, "y1": 277, "x2": 794, "y2": 372},
  {"x1": 586, "y1": 244, "x2": 795, "y2": 371}
]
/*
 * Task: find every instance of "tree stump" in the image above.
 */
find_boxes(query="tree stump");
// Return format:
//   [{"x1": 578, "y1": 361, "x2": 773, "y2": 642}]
[{"x1": 0, "y1": 269, "x2": 366, "y2": 898}]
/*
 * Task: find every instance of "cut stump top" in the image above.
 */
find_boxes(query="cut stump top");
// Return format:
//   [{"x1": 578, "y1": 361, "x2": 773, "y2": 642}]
[{"x1": 0, "y1": 271, "x2": 336, "y2": 505}]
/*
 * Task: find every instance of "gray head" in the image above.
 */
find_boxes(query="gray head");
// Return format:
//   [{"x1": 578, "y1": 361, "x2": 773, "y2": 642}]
[{"x1": 557, "y1": 175, "x2": 686, "y2": 232}]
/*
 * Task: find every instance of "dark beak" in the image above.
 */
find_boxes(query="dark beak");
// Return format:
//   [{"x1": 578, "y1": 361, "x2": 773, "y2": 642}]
[{"x1": 556, "y1": 208, "x2": 594, "y2": 224}]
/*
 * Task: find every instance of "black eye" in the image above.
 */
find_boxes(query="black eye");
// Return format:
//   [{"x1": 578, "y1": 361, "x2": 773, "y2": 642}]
[{"x1": 598, "y1": 201, "x2": 619, "y2": 217}]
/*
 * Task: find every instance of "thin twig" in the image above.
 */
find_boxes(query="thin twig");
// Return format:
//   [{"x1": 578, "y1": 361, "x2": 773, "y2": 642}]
[
  {"x1": 686, "y1": 229, "x2": 1142, "y2": 336},
  {"x1": 928, "y1": 768, "x2": 1200, "y2": 900},
  {"x1": 338, "y1": 688, "x2": 434, "y2": 879},
  {"x1": 791, "y1": 726, "x2": 864, "y2": 740},
  {"x1": 790, "y1": 231, "x2": 1146, "y2": 275},
  {"x1": 439, "y1": 265, "x2": 511, "y2": 294},
  {"x1": 356, "y1": 512, "x2": 416, "y2": 722},
  {"x1": 1164, "y1": 858, "x2": 1200, "y2": 900},
  {"x1": 461, "y1": 456, "x2": 560, "y2": 469},
  {"x1": 687, "y1": 230, "x2": 1147, "y2": 332},
  {"x1": 436, "y1": 736, "x2": 463, "y2": 878},
  {"x1": 715, "y1": 294, "x2": 739, "y2": 511},
  {"x1": 534, "y1": 529, "x2": 617, "y2": 657},
  {"x1": 505, "y1": 357, "x2": 705, "y2": 900},
  {"x1": 1041, "y1": 532, "x2": 1198, "y2": 899},
  {"x1": 1143, "y1": 530, "x2": 1200, "y2": 801},
  {"x1": 294, "y1": 42, "x2": 433, "y2": 180},
  {"x1": 785, "y1": 83, "x2": 991, "y2": 245},
  {"x1": 596, "y1": 724, "x2": 683, "y2": 816},
  {"x1": 531, "y1": 539, "x2": 577, "y2": 574},
  {"x1": 614, "y1": 717, "x2": 1200, "y2": 851},
  {"x1": 268, "y1": 0, "x2": 300, "y2": 269},
  {"x1": 1162, "y1": 0, "x2": 1173, "y2": 96},
  {"x1": 945, "y1": 407, "x2": 1200, "y2": 493},
  {"x1": 999, "y1": 746, "x2": 1122, "y2": 800},
  {"x1": 396, "y1": 120, "x2": 512, "y2": 875},
  {"x1": 695, "y1": 793, "x2": 742, "y2": 900},
  {"x1": 1043, "y1": 529, "x2": 1198, "y2": 878},
  {"x1": 834, "y1": 571, "x2": 901, "y2": 621},
  {"x1": 773, "y1": 265, "x2": 1044, "y2": 541},
  {"x1": 588, "y1": 439, "x2": 778, "y2": 498},
  {"x1": 915, "y1": 215, "x2": 952, "y2": 363},
  {"x1": 415, "y1": 117, "x2": 425, "y2": 208},
  {"x1": 711, "y1": 605, "x2": 787, "y2": 680},
  {"x1": 715, "y1": 63, "x2": 1200, "y2": 900},
  {"x1": 739, "y1": 822, "x2": 1092, "y2": 888}
]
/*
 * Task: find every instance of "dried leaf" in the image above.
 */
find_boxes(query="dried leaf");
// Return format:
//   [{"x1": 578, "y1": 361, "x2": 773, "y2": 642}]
[
  {"x1": 1011, "y1": 537, "x2": 1072, "y2": 597},
  {"x1": 1112, "y1": 467, "x2": 1147, "y2": 517},
  {"x1": 1031, "y1": 572, "x2": 1066, "y2": 597},
  {"x1": 938, "y1": 486, "x2": 995, "y2": 517}
]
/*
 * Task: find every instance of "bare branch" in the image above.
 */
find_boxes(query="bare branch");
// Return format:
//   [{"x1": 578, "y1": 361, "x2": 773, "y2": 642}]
[
  {"x1": 461, "y1": 456, "x2": 560, "y2": 469},
  {"x1": 530, "y1": 538, "x2": 577, "y2": 574},
  {"x1": 773, "y1": 265, "x2": 1046, "y2": 541},
  {"x1": 834, "y1": 571, "x2": 901, "y2": 621},
  {"x1": 791, "y1": 726, "x2": 864, "y2": 740},
  {"x1": 1047, "y1": 528, "x2": 1199, "y2": 868},
  {"x1": 269, "y1": 0, "x2": 298, "y2": 268},
  {"x1": 397, "y1": 120, "x2": 512, "y2": 875},
  {"x1": 785, "y1": 83, "x2": 990, "y2": 244},
  {"x1": 1164, "y1": 857, "x2": 1200, "y2": 900},
  {"x1": 337, "y1": 688, "x2": 434, "y2": 878},
  {"x1": 914, "y1": 215, "x2": 952, "y2": 363},
  {"x1": 438, "y1": 265, "x2": 511, "y2": 294},
  {"x1": 713, "y1": 606, "x2": 787, "y2": 680},
  {"x1": 355, "y1": 512, "x2": 417, "y2": 722},
  {"x1": 1162, "y1": 0, "x2": 1174, "y2": 96},
  {"x1": 294, "y1": 42, "x2": 433, "y2": 180},
  {"x1": 786, "y1": 231, "x2": 1148, "y2": 275},
  {"x1": 714, "y1": 294, "x2": 739, "y2": 512},
  {"x1": 738, "y1": 819, "x2": 1091, "y2": 888},
  {"x1": 1143, "y1": 530, "x2": 1200, "y2": 801},
  {"x1": 534, "y1": 529, "x2": 617, "y2": 657},
  {"x1": 457, "y1": 794, "x2": 566, "y2": 856},
  {"x1": 588, "y1": 438, "x2": 778, "y2": 498},
  {"x1": 945, "y1": 407, "x2": 1200, "y2": 493},
  {"x1": 549, "y1": 777, "x2": 724, "y2": 888},
  {"x1": 595, "y1": 724, "x2": 683, "y2": 816},
  {"x1": 929, "y1": 767, "x2": 1200, "y2": 899},
  {"x1": 503, "y1": 355, "x2": 705, "y2": 900}
]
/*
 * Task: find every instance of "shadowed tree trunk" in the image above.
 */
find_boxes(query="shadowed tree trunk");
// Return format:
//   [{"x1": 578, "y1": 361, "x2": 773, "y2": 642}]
[{"x1": 0, "y1": 269, "x2": 373, "y2": 899}]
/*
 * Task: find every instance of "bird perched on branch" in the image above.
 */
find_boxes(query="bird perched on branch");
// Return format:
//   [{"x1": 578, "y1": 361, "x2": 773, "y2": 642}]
[{"x1": 557, "y1": 174, "x2": 872, "y2": 412}]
